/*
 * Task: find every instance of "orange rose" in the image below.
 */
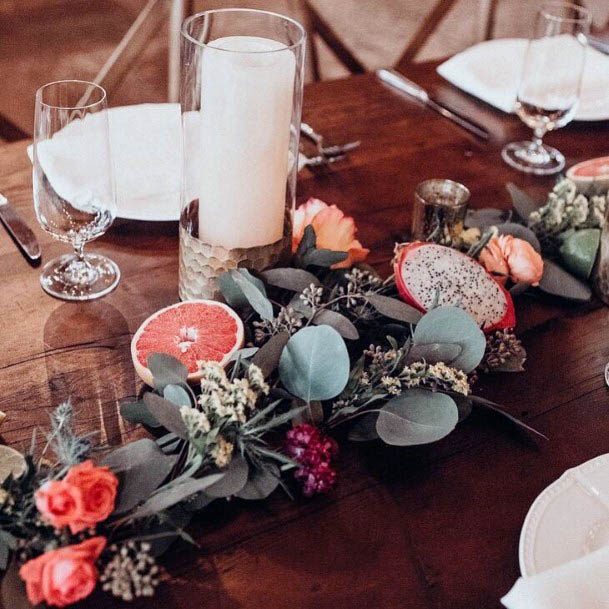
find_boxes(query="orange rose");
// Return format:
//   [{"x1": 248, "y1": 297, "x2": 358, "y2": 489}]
[
  {"x1": 35, "y1": 480, "x2": 84, "y2": 531},
  {"x1": 63, "y1": 461, "x2": 118, "y2": 532},
  {"x1": 292, "y1": 198, "x2": 369, "y2": 269},
  {"x1": 35, "y1": 461, "x2": 118, "y2": 534},
  {"x1": 480, "y1": 235, "x2": 543, "y2": 286},
  {"x1": 19, "y1": 537, "x2": 106, "y2": 607}
]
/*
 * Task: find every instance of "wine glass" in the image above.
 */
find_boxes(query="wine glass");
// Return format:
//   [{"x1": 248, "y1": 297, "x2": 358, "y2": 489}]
[
  {"x1": 33, "y1": 80, "x2": 120, "y2": 301},
  {"x1": 502, "y1": 2, "x2": 591, "y2": 175}
]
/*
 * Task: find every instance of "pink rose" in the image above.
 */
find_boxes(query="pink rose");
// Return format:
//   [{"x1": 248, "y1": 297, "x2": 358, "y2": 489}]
[
  {"x1": 292, "y1": 198, "x2": 369, "y2": 269},
  {"x1": 63, "y1": 461, "x2": 118, "y2": 532},
  {"x1": 35, "y1": 461, "x2": 118, "y2": 534},
  {"x1": 35, "y1": 480, "x2": 83, "y2": 532},
  {"x1": 480, "y1": 235, "x2": 544, "y2": 286},
  {"x1": 19, "y1": 537, "x2": 106, "y2": 607}
]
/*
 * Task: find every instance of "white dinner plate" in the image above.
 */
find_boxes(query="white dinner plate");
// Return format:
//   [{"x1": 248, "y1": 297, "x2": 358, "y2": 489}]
[
  {"x1": 519, "y1": 454, "x2": 609, "y2": 576},
  {"x1": 438, "y1": 38, "x2": 609, "y2": 122}
]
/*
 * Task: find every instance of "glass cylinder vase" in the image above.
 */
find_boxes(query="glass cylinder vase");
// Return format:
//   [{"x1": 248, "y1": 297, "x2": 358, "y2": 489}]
[{"x1": 179, "y1": 8, "x2": 306, "y2": 300}]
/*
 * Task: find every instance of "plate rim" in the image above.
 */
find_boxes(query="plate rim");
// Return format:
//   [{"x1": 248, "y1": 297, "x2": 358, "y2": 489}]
[{"x1": 518, "y1": 453, "x2": 609, "y2": 576}]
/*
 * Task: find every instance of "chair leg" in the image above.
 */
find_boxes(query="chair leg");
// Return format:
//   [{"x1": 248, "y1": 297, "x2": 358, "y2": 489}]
[
  {"x1": 395, "y1": 0, "x2": 460, "y2": 70},
  {"x1": 168, "y1": 0, "x2": 186, "y2": 102},
  {"x1": 92, "y1": 0, "x2": 166, "y2": 100},
  {"x1": 304, "y1": 1, "x2": 365, "y2": 75}
]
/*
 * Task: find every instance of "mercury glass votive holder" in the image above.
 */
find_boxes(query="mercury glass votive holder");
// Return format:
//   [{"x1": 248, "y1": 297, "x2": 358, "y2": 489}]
[
  {"x1": 411, "y1": 179, "x2": 470, "y2": 245},
  {"x1": 179, "y1": 8, "x2": 306, "y2": 300}
]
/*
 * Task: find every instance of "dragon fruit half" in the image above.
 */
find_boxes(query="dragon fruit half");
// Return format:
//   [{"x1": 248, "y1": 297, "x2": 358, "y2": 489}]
[{"x1": 393, "y1": 242, "x2": 515, "y2": 332}]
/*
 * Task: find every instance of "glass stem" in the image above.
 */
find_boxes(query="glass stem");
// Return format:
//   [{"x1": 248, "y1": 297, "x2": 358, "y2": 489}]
[
  {"x1": 74, "y1": 242, "x2": 85, "y2": 262},
  {"x1": 532, "y1": 127, "x2": 546, "y2": 152}
]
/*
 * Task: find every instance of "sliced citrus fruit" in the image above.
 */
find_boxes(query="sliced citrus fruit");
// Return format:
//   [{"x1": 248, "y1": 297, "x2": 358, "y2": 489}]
[
  {"x1": 131, "y1": 300, "x2": 244, "y2": 386},
  {"x1": 0, "y1": 445, "x2": 27, "y2": 482}
]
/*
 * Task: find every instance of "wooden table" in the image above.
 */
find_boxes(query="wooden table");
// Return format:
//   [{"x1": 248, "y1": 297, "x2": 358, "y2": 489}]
[{"x1": 1, "y1": 61, "x2": 609, "y2": 609}]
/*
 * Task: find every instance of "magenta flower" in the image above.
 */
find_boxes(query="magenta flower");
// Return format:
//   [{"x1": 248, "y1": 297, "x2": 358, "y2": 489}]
[{"x1": 284, "y1": 424, "x2": 338, "y2": 497}]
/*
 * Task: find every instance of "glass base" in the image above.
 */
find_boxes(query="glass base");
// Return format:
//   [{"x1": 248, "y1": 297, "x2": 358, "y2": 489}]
[
  {"x1": 502, "y1": 141, "x2": 565, "y2": 175},
  {"x1": 40, "y1": 252, "x2": 120, "y2": 301}
]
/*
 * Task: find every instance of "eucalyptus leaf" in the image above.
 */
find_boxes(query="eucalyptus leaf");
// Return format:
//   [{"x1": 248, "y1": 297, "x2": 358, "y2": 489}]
[
  {"x1": 469, "y1": 395, "x2": 547, "y2": 440},
  {"x1": 465, "y1": 207, "x2": 512, "y2": 228},
  {"x1": 205, "y1": 455, "x2": 249, "y2": 498},
  {"x1": 312, "y1": 309, "x2": 359, "y2": 340},
  {"x1": 252, "y1": 332, "x2": 290, "y2": 378},
  {"x1": 376, "y1": 389, "x2": 458, "y2": 446},
  {"x1": 147, "y1": 353, "x2": 189, "y2": 390},
  {"x1": 120, "y1": 399, "x2": 161, "y2": 428},
  {"x1": 143, "y1": 393, "x2": 189, "y2": 439},
  {"x1": 230, "y1": 270, "x2": 274, "y2": 320},
  {"x1": 238, "y1": 268, "x2": 267, "y2": 295},
  {"x1": 451, "y1": 394, "x2": 473, "y2": 422},
  {"x1": 102, "y1": 439, "x2": 177, "y2": 513},
  {"x1": 236, "y1": 463, "x2": 280, "y2": 500},
  {"x1": 412, "y1": 306, "x2": 486, "y2": 373},
  {"x1": 538, "y1": 258, "x2": 592, "y2": 302},
  {"x1": 145, "y1": 505, "x2": 194, "y2": 556},
  {"x1": 506, "y1": 182, "x2": 540, "y2": 220},
  {"x1": 163, "y1": 384, "x2": 192, "y2": 407},
  {"x1": 348, "y1": 413, "x2": 380, "y2": 442},
  {"x1": 218, "y1": 272, "x2": 248, "y2": 309},
  {"x1": 229, "y1": 347, "x2": 259, "y2": 362},
  {"x1": 366, "y1": 293, "x2": 422, "y2": 324},
  {"x1": 496, "y1": 223, "x2": 541, "y2": 252},
  {"x1": 261, "y1": 268, "x2": 321, "y2": 292},
  {"x1": 296, "y1": 224, "x2": 316, "y2": 257},
  {"x1": 407, "y1": 343, "x2": 462, "y2": 365},
  {"x1": 127, "y1": 473, "x2": 225, "y2": 521},
  {"x1": 279, "y1": 326, "x2": 350, "y2": 402},
  {"x1": 302, "y1": 248, "x2": 348, "y2": 268}
]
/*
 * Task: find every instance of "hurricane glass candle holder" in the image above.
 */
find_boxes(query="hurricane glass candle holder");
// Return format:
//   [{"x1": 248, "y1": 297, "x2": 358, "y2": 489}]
[{"x1": 179, "y1": 8, "x2": 306, "y2": 300}]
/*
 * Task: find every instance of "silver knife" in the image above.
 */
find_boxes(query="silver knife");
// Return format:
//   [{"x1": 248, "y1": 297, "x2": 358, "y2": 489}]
[
  {"x1": 376, "y1": 68, "x2": 490, "y2": 141},
  {"x1": 0, "y1": 193, "x2": 41, "y2": 262}
]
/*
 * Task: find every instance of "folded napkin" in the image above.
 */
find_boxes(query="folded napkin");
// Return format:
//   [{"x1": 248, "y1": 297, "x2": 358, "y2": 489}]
[
  {"x1": 502, "y1": 544, "x2": 609, "y2": 609},
  {"x1": 437, "y1": 38, "x2": 609, "y2": 121},
  {"x1": 28, "y1": 103, "x2": 183, "y2": 221}
]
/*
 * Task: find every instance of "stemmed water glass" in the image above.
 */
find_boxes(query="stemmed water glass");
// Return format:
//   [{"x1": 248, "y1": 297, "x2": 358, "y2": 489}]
[
  {"x1": 33, "y1": 80, "x2": 119, "y2": 301},
  {"x1": 502, "y1": 2, "x2": 591, "y2": 175}
]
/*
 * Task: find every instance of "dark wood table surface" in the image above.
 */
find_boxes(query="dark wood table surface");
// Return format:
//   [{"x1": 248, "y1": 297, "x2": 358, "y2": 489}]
[{"x1": 1, "y1": 60, "x2": 609, "y2": 609}]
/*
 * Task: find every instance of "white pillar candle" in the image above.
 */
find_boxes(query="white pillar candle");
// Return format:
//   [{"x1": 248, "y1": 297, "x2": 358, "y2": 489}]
[{"x1": 198, "y1": 36, "x2": 296, "y2": 249}]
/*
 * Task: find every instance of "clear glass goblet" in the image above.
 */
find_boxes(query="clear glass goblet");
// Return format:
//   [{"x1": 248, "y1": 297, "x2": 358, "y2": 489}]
[
  {"x1": 33, "y1": 80, "x2": 120, "y2": 301},
  {"x1": 502, "y1": 2, "x2": 591, "y2": 175}
]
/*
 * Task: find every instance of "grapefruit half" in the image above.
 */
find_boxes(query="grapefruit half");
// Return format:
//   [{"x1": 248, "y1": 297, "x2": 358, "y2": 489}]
[{"x1": 131, "y1": 300, "x2": 244, "y2": 386}]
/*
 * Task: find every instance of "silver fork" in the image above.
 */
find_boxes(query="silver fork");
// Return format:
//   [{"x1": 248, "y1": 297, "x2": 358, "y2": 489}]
[
  {"x1": 298, "y1": 152, "x2": 347, "y2": 171},
  {"x1": 300, "y1": 122, "x2": 361, "y2": 157}
]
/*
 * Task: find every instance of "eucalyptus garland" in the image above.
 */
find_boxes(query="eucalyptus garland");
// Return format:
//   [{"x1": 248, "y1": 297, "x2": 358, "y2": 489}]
[{"x1": 0, "y1": 222, "x2": 541, "y2": 608}]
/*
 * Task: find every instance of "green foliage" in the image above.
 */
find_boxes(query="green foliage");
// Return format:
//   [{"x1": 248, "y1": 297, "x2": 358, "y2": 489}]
[
  {"x1": 376, "y1": 389, "x2": 458, "y2": 446},
  {"x1": 279, "y1": 326, "x2": 350, "y2": 402},
  {"x1": 412, "y1": 306, "x2": 485, "y2": 373}
]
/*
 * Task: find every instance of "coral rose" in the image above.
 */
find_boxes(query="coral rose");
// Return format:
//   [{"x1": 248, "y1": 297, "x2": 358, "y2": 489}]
[
  {"x1": 292, "y1": 198, "x2": 369, "y2": 269},
  {"x1": 63, "y1": 461, "x2": 118, "y2": 533},
  {"x1": 19, "y1": 537, "x2": 106, "y2": 607},
  {"x1": 35, "y1": 461, "x2": 118, "y2": 534},
  {"x1": 480, "y1": 235, "x2": 543, "y2": 286},
  {"x1": 35, "y1": 480, "x2": 83, "y2": 532}
]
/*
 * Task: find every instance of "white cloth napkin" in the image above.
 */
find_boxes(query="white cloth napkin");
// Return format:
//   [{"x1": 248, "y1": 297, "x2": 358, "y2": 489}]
[
  {"x1": 502, "y1": 544, "x2": 609, "y2": 609},
  {"x1": 28, "y1": 103, "x2": 183, "y2": 221},
  {"x1": 437, "y1": 38, "x2": 609, "y2": 121}
]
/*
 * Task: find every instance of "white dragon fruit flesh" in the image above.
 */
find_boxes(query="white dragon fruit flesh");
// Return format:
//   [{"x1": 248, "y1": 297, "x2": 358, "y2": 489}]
[{"x1": 393, "y1": 242, "x2": 516, "y2": 332}]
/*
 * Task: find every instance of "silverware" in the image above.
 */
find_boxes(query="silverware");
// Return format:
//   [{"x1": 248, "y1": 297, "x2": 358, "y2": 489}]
[
  {"x1": 376, "y1": 68, "x2": 490, "y2": 141},
  {"x1": 0, "y1": 193, "x2": 41, "y2": 262},
  {"x1": 589, "y1": 35, "x2": 609, "y2": 56},
  {"x1": 298, "y1": 152, "x2": 347, "y2": 171},
  {"x1": 300, "y1": 122, "x2": 361, "y2": 157}
]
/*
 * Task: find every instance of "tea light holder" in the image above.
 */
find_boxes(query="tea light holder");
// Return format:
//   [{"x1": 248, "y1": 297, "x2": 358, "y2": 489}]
[
  {"x1": 179, "y1": 9, "x2": 306, "y2": 300},
  {"x1": 411, "y1": 179, "x2": 470, "y2": 245}
]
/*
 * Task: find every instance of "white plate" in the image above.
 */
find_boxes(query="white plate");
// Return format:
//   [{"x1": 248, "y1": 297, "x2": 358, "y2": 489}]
[
  {"x1": 28, "y1": 103, "x2": 183, "y2": 222},
  {"x1": 519, "y1": 454, "x2": 609, "y2": 576},
  {"x1": 438, "y1": 38, "x2": 609, "y2": 122}
]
